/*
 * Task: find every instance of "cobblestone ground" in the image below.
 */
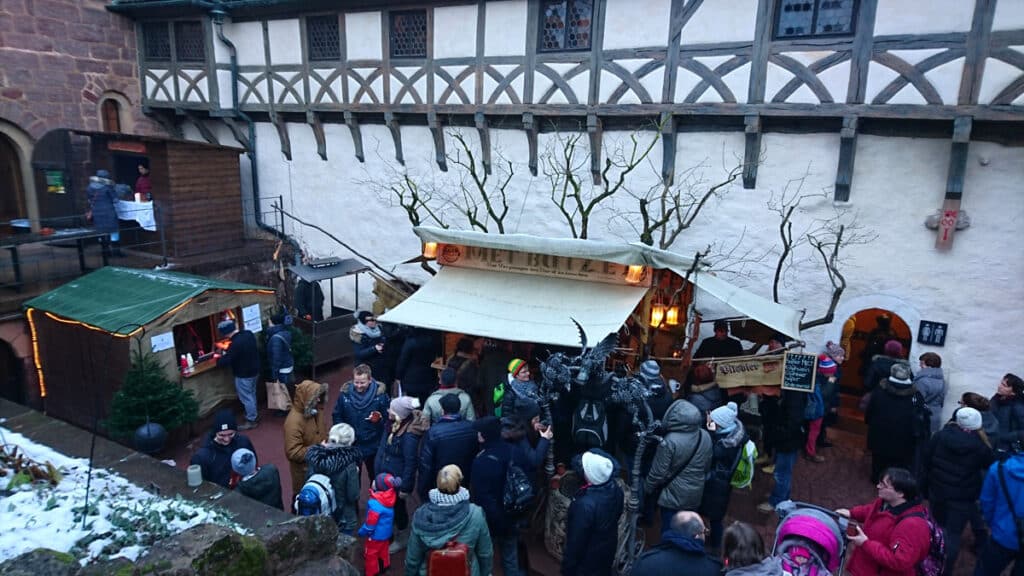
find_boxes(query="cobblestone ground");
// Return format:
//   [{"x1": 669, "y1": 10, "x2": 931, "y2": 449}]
[{"x1": 174, "y1": 368, "x2": 982, "y2": 575}]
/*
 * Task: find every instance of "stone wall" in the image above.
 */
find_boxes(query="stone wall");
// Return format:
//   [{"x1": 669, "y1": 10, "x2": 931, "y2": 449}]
[{"x1": 0, "y1": 0, "x2": 162, "y2": 139}]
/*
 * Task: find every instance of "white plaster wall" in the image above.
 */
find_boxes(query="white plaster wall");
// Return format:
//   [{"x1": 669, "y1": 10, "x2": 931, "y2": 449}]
[
  {"x1": 680, "y1": 0, "x2": 758, "y2": 45},
  {"x1": 434, "y1": 4, "x2": 478, "y2": 59},
  {"x1": 993, "y1": 1, "x2": 1024, "y2": 31},
  {"x1": 224, "y1": 21, "x2": 265, "y2": 67},
  {"x1": 603, "y1": 0, "x2": 671, "y2": 50},
  {"x1": 267, "y1": 19, "x2": 302, "y2": 65},
  {"x1": 485, "y1": 1, "x2": 527, "y2": 57},
  {"x1": 249, "y1": 123, "x2": 1024, "y2": 410},
  {"x1": 874, "y1": 0, "x2": 974, "y2": 35},
  {"x1": 978, "y1": 57, "x2": 1024, "y2": 104},
  {"x1": 347, "y1": 12, "x2": 383, "y2": 60}
]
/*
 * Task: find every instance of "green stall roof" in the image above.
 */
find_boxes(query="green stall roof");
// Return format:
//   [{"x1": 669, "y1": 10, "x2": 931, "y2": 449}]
[{"x1": 24, "y1": 267, "x2": 272, "y2": 335}]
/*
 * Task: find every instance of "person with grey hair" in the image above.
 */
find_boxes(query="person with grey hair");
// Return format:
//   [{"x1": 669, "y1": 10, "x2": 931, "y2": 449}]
[
  {"x1": 306, "y1": 423, "x2": 363, "y2": 532},
  {"x1": 632, "y1": 510, "x2": 723, "y2": 575}
]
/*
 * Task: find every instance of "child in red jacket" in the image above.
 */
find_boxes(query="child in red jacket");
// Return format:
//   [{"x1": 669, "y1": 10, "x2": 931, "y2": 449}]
[{"x1": 358, "y1": 473, "x2": 399, "y2": 576}]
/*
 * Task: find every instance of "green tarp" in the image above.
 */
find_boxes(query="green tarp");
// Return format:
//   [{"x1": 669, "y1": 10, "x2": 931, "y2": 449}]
[{"x1": 23, "y1": 267, "x2": 269, "y2": 335}]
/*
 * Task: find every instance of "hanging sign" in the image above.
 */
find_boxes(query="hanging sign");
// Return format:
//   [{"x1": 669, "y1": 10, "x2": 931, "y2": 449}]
[
  {"x1": 150, "y1": 331, "x2": 174, "y2": 353},
  {"x1": 714, "y1": 354, "x2": 785, "y2": 389},
  {"x1": 242, "y1": 304, "x2": 262, "y2": 333},
  {"x1": 435, "y1": 243, "x2": 650, "y2": 286},
  {"x1": 781, "y1": 351, "x2": 818, "y2": 392}
]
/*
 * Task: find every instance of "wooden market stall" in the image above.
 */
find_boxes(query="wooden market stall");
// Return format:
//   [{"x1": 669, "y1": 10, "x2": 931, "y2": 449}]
[{"x1": 23, "y1": 266, "x2": 275, "y2": 432}]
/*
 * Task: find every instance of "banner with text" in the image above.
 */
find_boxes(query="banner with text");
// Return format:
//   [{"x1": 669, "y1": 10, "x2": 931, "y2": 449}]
[
  {"x1": 436, "y1": 244, "x2": 650, "y2": 286},
  {"x1": 714, "y1": 354, "x2": 785, "y2": 389}
]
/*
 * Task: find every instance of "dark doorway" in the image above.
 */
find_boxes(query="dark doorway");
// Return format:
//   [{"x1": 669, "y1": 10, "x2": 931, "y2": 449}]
[
  {"x1": 0, "y1": 134, "x2": 27, "y2": 235},
  {"x1": 0, "y1": 340, "x2": 25, "y2": 404},
  {"x1": 839, "y1": 307, "x2": 912, "y2": 396}
]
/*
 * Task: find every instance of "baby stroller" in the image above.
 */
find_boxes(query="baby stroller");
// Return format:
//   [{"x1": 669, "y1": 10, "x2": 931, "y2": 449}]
[{"x1": 773, "y1": 501, "x2": 849, "y2": 576}]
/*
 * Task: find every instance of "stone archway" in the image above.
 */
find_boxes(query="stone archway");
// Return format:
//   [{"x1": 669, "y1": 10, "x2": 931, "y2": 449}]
[
  {"x1": 0, "y1": 319, "x2": 36, "y2": 407},
  {"x1": 0, "y1": 119, "x2": 38, "y2": 232}
]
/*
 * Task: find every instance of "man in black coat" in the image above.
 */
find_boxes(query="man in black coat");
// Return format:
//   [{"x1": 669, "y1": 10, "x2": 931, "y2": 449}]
[
  {"x1": 693, "y1": 319, "x2": 743, "y2": 359},
  {"x1": 418, "y1": 394, "x2": 478, "y2": 499},
  {"x1": 921, "y1": 406, "x2": 995, "y2": 573},
  {"x1": 562, "y1": 449, "x2": 625, "y2": 576},
  {"x1": 394, "y1": 328, "x2": 441, "y2": 406},
  {"x1": 632, "y1": 510, "x2": 722, "y2": 576},
  {"x1": 232, "y1": 447, "x2": 284, "y2": 510},
  {"x1": 215, "y1": 320, "x2": 261, "y2": 430},
  {"x1": 190, "y1": 409, "x2": 256, "y2": 488},
  {"x1": 865, "y1": 362, "x2": 920, "y2": 483},
  {"x1": 759, "y1": 388, "x2": 806, "y2": 513},
  {"x1": 470, "y1": 416, "x2": 521, "y2": 576}
]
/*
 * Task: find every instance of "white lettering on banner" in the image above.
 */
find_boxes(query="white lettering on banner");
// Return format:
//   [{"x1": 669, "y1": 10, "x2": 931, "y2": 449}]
[{"x1": 436, "y1": 244, "x2": 650, "y2": 286}]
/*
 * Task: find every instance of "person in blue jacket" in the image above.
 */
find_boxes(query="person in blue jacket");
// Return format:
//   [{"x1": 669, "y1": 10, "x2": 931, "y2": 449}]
[
  {"x1": 562, "y1": 448, "x2": 624, "y2": 576},
  {"x1": 976, "y1": 442, "x2": 1024, "y2": 576},
  {"x1": 265, "y1": 311, "x2": 294, "y2": 397},
  {"x1": 332, "y1": 363, "x2": 390, "y2": 479},
  {"x1": 359, "y1": 473, "x2": 399, "y2": 576}
]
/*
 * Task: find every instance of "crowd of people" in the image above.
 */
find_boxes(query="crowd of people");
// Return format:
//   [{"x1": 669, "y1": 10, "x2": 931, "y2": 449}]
[{"x1": 186, "y1": 311, "x2": 1024, "y2": 576}]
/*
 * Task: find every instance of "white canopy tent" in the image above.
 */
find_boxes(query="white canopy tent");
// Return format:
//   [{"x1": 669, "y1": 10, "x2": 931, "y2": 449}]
[{"x1": 380, "y1": 227, "x2": 803, "y2": 344}]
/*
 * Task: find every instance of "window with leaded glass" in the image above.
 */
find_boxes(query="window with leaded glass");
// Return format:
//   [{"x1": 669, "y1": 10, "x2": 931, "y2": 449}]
[
  {"x1": 775, "y1": 0, "x2": 857, "y2": 39},
  {"x1": 307, "y1": 15, "x2": 340, "y2": 61},
  {"x1": 142, "y1": 22, "x2": 171, "y2": 61},
  {"x1": 174, "y1": 21, "x2": 205, "y2": 62},
  {"x1": 390, "y1": 10, "x2": 428, "y2": 59},
  {"x1": 539, "y1": 0, "x2": 593, "y2": 53}
]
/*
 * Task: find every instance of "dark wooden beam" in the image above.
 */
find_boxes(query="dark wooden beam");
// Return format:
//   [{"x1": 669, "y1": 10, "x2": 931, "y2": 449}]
[
  {"x1": 475, "y1": 112, "x2": 492, "y2": 175},
  {"x1": 834, "y1": 115, "x2": 858, "y2": 201},
  {"x1": 428, "y1": 111, "x2": 447, "y2": 171},
  {"x1": 220, "y1": 118, "x2": 251, "y2": 150},
  {"x1": 847, "y1": 0, "x2": 878, "y2": 103},
  {"x1": 747, "y1": 0, "x2": 773, "y2": 103},
  {"x1": 660, "y1": 112, "x2": 676, "y2": 185},
  {"x1": 523, "y1": 112, "x2": 538, "y2": 176},
  {"x1": 272, "y1": 113, "x2": 291, "y2": 161},
  {"x1": 185, "y1": 112, "x2": 218, "y2": 144},
  {"x1": 307, "y1": 111, "x2": 327, "y2": 161},
  {"x1": 959, "y1": 0, "x2": 997, "y2": 105},
  {"x1": 524, "y1": 0, "x2": 539, "y2": 104},
  {"x1": 587, "y1": 113, "x2": 603, "y2": 185},
  {"x1": 385, "y1": 112, "x2": 405, "y2": 165},
  {"x1": 742, "y1": 114, "x2": 761, "y2": 189},
  {"x1": 587, "y1": 0, "x2": 606, "y2": 106},
  {"x1": 343, "y1": 111, "x2": 365, "y2": 162},
  {"x1": 937, "y1": 116, "x2": 972, "y2": 250}
]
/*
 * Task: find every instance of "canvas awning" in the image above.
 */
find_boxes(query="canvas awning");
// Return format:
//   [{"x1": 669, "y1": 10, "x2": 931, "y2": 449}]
[
  {"x1": 406, "y1": 227, "x2": 804, "y2": 339},
  {"x1": 381, "y1": 266, "x2": 647, "y2": 347}
]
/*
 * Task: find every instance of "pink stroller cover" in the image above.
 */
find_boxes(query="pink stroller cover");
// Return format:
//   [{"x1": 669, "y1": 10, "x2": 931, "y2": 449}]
[{"x1": 776, "y1": 514, "x2": 842, "y2": 573}]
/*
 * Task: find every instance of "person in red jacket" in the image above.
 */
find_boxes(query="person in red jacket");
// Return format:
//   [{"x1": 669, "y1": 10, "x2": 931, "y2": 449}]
[{"x1": 836, "y1": 467, "x2": 931, "y2": 576}]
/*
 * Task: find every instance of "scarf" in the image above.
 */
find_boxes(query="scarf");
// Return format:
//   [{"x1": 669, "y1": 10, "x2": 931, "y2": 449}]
[
  {"x1": 348, "y1": 380, "x2": 378, "y2": 411},
  {"x1": 354, "y1": 320, "x2": 382, "y2": 339},
  {"x1": 429, "y1": 486, "x2": 470, "y2": 506}
]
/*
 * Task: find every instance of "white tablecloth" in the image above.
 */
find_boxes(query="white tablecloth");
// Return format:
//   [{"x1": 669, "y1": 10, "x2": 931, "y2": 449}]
[{"x1": 115, "y1": 200, "x2": 157, "y2": 231}]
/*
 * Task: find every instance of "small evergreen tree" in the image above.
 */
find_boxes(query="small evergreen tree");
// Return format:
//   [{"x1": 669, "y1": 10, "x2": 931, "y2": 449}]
[{"x1": 105, "y1": 348, "x2": 199, "y2": 439}]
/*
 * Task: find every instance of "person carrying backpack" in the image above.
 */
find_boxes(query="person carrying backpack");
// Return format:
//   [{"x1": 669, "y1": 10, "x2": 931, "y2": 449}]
[
  {"x1": 295, "y1": 473, "x2": 336, "y2": 518},
  {"x1": 645, "y1": 399, "x2": 713, "y2": 530},
  {"x1": 699, "y1": 402, "x2": 749, "y2": 553},
  {"x1": 471, "y1": 416, "x2": 521, "y2": 576},
  {"x1": 405, "y1": 464, "x2": 493, "y2": 576},
  {"x1": 836, "y1": 467, "x2": 936, "y2": 576}
]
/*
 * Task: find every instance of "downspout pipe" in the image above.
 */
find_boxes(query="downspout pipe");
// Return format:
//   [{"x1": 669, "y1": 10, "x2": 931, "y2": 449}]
[{"x1": 211, "y1": 7, "x2": 298, "y2": 252}]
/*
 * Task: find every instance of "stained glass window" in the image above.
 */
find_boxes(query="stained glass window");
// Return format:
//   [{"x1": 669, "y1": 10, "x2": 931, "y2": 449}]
[
  {"x1": 174, "y1": 21, "x2": 205, "y2": 62},
  {"x1": 142, "y1": 22, "x2": 170, "y2": 61},
  {"x1": 776, "y1": 0, "x2": 857, "y2": 39},
  {"x1": 390, "y1": 10, "x2": 428, "y2": 58},
  {"x1": 540, "y1": 0, "x2": 593, "y2": 52},
  {"x1": 307, "y1": 15, "x2": 340, "y2": 61}
]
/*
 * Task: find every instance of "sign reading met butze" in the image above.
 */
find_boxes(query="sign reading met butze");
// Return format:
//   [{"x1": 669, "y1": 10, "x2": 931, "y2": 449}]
[{"x1": 436, "y1": 244, "x2": 652, "y2": 287}]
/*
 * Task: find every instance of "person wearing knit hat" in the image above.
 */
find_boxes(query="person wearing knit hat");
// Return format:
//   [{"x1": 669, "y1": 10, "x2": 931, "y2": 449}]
[
  {"x1": 360, "y1": 472, "x2": 400, "y2": 576},
  {"x1": 563, "y1": 448, "x2": 624, "y2": 576},
  {"x1": 818, "y1": 354, "x2": 837, "y2": 376},
  {"x1": 888, "y1": 362, "x2": 913, "y2": 386},
  {"x1": 469, "y1": 414, "x2": 519, "y2": 576},
  {"x1": 825, "y1": 341, "x2": 846, "y2": 364},
  {"x1": 189, "y1": 409, "x2": 256, "y2": 489},
  {"x1": 472, "y1": 415, "x2": 502, "y2": 443},
  {"x1": 801, "y1": 356, "x2": 835, "y2": 464},
  {"x1": 884, "y1": 339, "x2": 904, "y2": 358},
  {"x1": 507, "y1": 358, "x2": 528, "y2": 379},
  {"x1": 863, "y1": 337, "x2": 907, "y2": 393},
  {"x1": 865, "y1": 361, "x2": 924, "y2": 483},
  {"x1": 232, "y1": 448, "x2": 285, "y2": 510},
  {"x1": 214, "y1": 314, "x2": 261, "y2": 430},
  {"x1": 376, "y1": 396, "x2": 429, "y2": 552},
  {"x1": 499, "y1": 357, "x2": 541, "y2": 427},
  {"x1": 702, "y1": 401, "x2": 750, "y2": 549},
  {"x1": 816, "y1": 352, "x2": 841, "y2": 451},
  {"x1": 640, "y1": 360, "x2": 662, "y2": 385},
  {"x1": 422, "y1": 367, "x2": 476, "y2": 424},
  {"x1": 920, "y1": 405, "x2": 995, "y2": 572}
]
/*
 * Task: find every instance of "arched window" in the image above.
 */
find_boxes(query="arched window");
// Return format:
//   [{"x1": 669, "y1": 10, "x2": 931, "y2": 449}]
[{"x1": 101, "y1": 99, "x2": 121, "y2": 133}]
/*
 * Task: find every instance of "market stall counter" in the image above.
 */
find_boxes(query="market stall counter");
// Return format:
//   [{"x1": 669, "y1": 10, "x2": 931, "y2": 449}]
[{"x1": 23, "y1": 267, "x2": 275, "y2": 432}]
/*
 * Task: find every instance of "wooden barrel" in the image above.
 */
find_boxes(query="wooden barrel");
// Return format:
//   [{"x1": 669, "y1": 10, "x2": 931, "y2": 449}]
[{"x1": 543, "y1": 470, "x2": 632, "y2": 563}]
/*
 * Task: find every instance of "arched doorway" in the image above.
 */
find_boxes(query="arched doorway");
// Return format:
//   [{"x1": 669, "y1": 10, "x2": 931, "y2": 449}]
[
  {"x1": 838, "y1": 307, "x2": 913, "y2": 395},
  {"x1": 0, "y1": 133, "x2": 27, "y2": 230}
]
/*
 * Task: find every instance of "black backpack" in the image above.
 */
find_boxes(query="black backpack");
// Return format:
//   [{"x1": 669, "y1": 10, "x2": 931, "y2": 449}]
[
  {"x1": 487, "y1": 454, "x2": 535, "y2": 515},
  {"x1": 573, "y1": 399, "x2": 608, "y2": 450},
  {"x1": 911, "y1": 390, "x2": 932, "y2": 439}
]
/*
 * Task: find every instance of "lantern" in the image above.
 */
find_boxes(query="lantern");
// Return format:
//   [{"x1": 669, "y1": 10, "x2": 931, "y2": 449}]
[
  {"x1": 422, "y1": 242, "x2": 438, "y2": 259},
  {"x1": 650, "y1": 303, "x2": 666, "y2": 328},
  {"x1": 625, "y1": 265, "x2": 645, "y2": 284},
  {"x1": 665, "y1": 305, "x2": 680, "y2": 326}
]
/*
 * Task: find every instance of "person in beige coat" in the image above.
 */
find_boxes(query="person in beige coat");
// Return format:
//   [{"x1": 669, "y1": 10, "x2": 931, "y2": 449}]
[{"x1": 284, "y1": 379, "x2": 328, "y2": 503}]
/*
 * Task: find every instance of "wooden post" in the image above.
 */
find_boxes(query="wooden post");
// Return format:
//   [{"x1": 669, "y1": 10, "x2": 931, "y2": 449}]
[
  {"x1": 307, "y1": 111, "x2": 327, "y2": 161},
  {"x1": 344, "y1": 112, "x2": 364, "y2": 162},
  {"x1": 834, "y1": 115, "x2": 858, "y2": 201},
  {"x1": 936, "y1": 116, "x2": 972, "y2": 251},
  {"x1": 743, "y1": 115, "x2": 761, "y2": 189}
]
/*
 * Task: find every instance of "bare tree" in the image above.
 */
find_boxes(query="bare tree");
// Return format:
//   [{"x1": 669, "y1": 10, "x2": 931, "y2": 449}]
[
  {"x1": 447, "y1": 132, "x2": 514, "y2": 233},
  {"x1": 544, "y1": 127, "x2": 660, "y2": 239}
]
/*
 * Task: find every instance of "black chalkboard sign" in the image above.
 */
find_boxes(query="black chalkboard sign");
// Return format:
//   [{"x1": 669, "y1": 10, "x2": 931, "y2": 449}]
[{"x1": 782, "y1": 352, "x2": 818, "y2": 392}]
